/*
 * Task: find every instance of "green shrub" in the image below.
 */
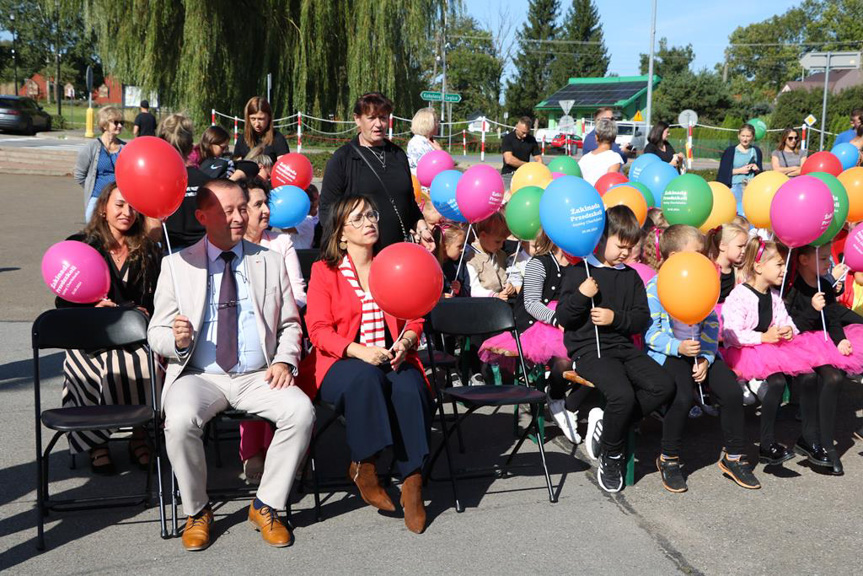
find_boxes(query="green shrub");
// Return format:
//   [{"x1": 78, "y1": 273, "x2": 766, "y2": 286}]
[{"x1": 49, "y1": 114, "x2": 66, "y2": 130}]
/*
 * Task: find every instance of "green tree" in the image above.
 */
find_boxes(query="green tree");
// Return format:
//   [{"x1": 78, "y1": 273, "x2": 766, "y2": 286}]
[
  {"x1": 548, "y1": 0, "x2": 609, "y2": 89},
  {"x1": 445, "y1": 13, "x2": 504, "y2": 121},
  {"x1": 639, "y1": 38, "x2": 694, "y2": 79},
  {"x1": 650, "y1": 69, "x2": 732, "y2": 125},
  {"x1": 504, "y1": 0, "x2": 559, "y2": 119}
]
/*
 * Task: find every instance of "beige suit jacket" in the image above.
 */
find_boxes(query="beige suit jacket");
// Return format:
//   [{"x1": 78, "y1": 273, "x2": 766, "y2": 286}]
[{"x1": 147, "y1": 237, "x2": 302, "y2": 405}]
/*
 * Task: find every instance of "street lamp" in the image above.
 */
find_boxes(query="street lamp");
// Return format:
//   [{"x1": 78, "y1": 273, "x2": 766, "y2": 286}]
[{"x1": 10, "y1": 13, "x2": 19, "y2": 96}]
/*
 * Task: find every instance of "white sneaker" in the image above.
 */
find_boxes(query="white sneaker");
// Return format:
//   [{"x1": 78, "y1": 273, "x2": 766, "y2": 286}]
[
  {"x1": 547, "y1": 396, "x2": 582, "y2": 444},
  {"x1": 469, "y1": 373, "x2": 485, "y2": 386},
  {"x1": 748, "y1": 379, "x2": 767, "y2": 402},
  {"x1": 242, "y1": 453, "x2": 265, "y2": 485},
  {"x1": 585, "y1": 407, "x2": 604, "y2": 460},
  {"x1": 741, "y1": 381, "x2": 757, "y2": 406}
]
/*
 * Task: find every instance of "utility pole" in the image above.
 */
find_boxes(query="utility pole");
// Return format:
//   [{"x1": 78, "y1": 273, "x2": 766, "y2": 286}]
[
  {"x1": 54, "y1": 3, "x2": 61, "y2": 117},
  {"x1": 10, "y1": 12, "x2": 18, "y2": 96},
  {"x1": 644, "y1": 0, "x2": 657, "y2": 132},
  {"x1": 440, "y1": 0, "x2": 448, "y2": 141},
  {"x1": 819, "y1": 52, "x2": 832, "y2": 151}
]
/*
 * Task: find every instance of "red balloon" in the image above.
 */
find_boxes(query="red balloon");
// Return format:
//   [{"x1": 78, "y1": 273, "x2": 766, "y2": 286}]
[
  {"x1": 272, "y1": 153, "x2": 313, "y2": 189},
  {"x1": 595, "y1": 172, "x2": 629, "y2": 196},
  {"x1": 369, "y1": 243, "x2": 444, "y2": 319},
  {"x1": 801, "y1": 151, "x2": 843, "y2": 177},
  {"x1": 115, "y1": 136, "x2": 187, "y2": 220}
]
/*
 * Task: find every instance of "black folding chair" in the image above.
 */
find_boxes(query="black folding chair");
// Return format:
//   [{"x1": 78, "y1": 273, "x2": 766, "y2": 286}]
[
  {"x1": 32, "y1": 308, "x2": 166, "y2": 550},
  {"x1": 423, "y1": 298, "x2": 557, "y2": 512}
]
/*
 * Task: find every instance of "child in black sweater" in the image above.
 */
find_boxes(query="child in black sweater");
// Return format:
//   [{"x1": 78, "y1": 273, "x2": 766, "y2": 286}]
[{"x1": 556, "y1": 205, "x2": 675, "y2": 493}]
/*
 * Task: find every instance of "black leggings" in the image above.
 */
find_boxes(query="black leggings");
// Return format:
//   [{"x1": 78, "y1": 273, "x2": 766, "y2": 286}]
[
  {"x1": 794, "y1": 365, "x2": 845, "y2": 449},
  {"x1": 547, "y1": 356, "x2": 594, "y2": 413},
  {"x1": 760, "y1": 373, "x2": 789, "y2": 446},
  {"x1": 660, "y1": 356, "x2": 746, "y2": 457}
]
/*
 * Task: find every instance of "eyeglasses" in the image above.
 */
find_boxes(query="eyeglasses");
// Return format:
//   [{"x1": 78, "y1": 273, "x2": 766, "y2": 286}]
[
  {"x1": 347, "y1": 210, "x2": 380, "y2": 228},
  {"x1": 787, "y1": 136, "x2": 798, "y2": 141},
  {"x1": 112, "y1": 120, "x2": 124, "y2": 127}
]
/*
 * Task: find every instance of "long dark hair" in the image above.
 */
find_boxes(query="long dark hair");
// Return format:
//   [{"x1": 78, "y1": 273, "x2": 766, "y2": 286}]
[
  {"x1": 777, "y1": 127, "x2": 800, "y2": 153},
  {"x1": 647, "y1": 121, "x2": 670, "y2": 147},
  {"x1": 321, "y1": 194, "x2": 378, "y2": 268},
  {"x1": 243, "y1": 96, "x2": 274, "y2": 149}
]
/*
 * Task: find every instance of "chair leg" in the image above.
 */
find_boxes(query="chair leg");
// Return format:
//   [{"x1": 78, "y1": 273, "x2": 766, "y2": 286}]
[
  {"x1": 210, "y1": 422, "x2": 223, "y2": 468},
  {"x1": 35, "y1": 447, "x2": 45, "y2": 551},
  {"x1": 171, "y1": 471, "x2": 179, "y2": 537},
  {"x1": 310, "y1": 435, "x2": 322, "y2": 522},
  {"x1": 153, "y1": 426, "x2": 168, "y2": 539},
  {"x1": 532, "y1": 408, "x2": 557, "y2": 504},
  {"x1": 441, "y1": 366, "x2": 465, "y2": 454},
  {"x1": 429, "y1": 394, "x2": 463, "y2": 513},
  {"x1": 625, "y1": 426, "x2": 637, "y2": 487}
]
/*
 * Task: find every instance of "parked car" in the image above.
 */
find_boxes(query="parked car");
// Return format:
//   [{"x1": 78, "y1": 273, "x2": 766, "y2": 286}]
[
  {"x1": 0, "y1": 96, "x2": 53, "y2": 135},
  {"x1": 550, "y1": 133, "x2": 582, "y2": 152}
]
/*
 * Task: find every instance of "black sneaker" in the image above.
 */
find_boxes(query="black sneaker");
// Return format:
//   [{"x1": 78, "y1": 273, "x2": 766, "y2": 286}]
[
  {"x1": 758, "y1": 443, "x2": 794, "y2": 465},
  {"x1": 793, "y1": 437, "x2": 831, "y2": 467},
  {"x1": 718, "y1": 454, "x2": 761, "y2": 489},
  {"x1": 656, "y1": 456, "x2": 687, "y2": 493},
  {"x1": 598, "y1": 451, "x2": 624, "y2": 493}
]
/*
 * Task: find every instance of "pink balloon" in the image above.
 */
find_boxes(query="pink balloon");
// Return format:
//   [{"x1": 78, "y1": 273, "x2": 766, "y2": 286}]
[
  {"x1": 769, "y1": 176, "x2": 834, "y2": 248},
  {"x1": 628, "y1": 262, "x2": 656, "y2": 286},
  {"x1": 41, "y1": 241, "x2": 110, "y2": 303},
  {"x1": 456, "y1": 164, "x2": 505, "y2": 223},
  {"x1": 845, "y1": 223, "x2": 863, "y2": 272},
  {"x1": 416, "y1": 150, "x2": 455, "y2": 188},
  {"x1": 552, "y1": 172, "x2": 565, "y2": 179}
]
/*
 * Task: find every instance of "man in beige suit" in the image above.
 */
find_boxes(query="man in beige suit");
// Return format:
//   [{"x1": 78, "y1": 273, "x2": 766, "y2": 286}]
[{"x1": 148, "y1": 179, "x2": 314, "y2": 551}]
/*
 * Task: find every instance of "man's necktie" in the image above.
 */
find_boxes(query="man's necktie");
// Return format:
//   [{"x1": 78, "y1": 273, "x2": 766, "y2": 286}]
[{"x1": 216, "y1": 251, "x2": 238, "y2": 372}]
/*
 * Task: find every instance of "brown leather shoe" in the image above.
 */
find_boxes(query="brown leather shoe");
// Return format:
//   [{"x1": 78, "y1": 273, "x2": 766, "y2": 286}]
[
  {"x1": 400, "y1": 472, "x2": 426, "y2": 534},
  {"x1": 348, "y1": 459, "x2": 396, "y2": 512},
  {"x1": 182, "y1": 508, "x2": 213, "y2": 551},
  {"x1": 248, "y1": 503, "x2": 294, "y2": 547}
]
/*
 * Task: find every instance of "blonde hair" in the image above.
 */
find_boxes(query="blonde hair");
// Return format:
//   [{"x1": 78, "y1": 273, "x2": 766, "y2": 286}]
[
  {"x1": 532, "y1": 229, "x2": 555, "y2": 256},
  {"x1": 732, "y1": 215, "x2": 750, "y2": 230},
  {"x1": 642, "y1": 224, "x2": 667, "y2": 271},
  {"x1": 434, "y1": 224, "x2": 467, "y2": 264},
  {"x1": 647, "y1": 208, "x2": 667, "y2": 228},
  {"x1": 157, "y1": 113, "x2": 195, "y2": 159},
  {"x1": 411, "y1": 108, "x2": 439, "y2": 138},
  {"x1": 740, "y1": 237, "x2": 787, "y2": 282},
  {"x1": 658, "y1": 225, "x2": 704, "y2": 261},
  {"x1": 706, "y1": 223, "x2": 748, "y2": 261},
  {"x1": 97, "y1": 106, "x2": 123, "y2": 132}
]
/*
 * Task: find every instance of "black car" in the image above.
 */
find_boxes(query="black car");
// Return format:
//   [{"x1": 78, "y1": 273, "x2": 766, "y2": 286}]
[{"x1": 0, "y1": 96, "x2": 53, "y2": 134}]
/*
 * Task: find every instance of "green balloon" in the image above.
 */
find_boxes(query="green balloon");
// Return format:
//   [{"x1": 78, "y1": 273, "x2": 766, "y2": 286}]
[
  {"x1": 809, "y1": 171, "x2": 849, "y2": 247},
  {"x1": 625, "y1": 181, "x2": 655, "y2": 209},
  {"x1": 748, "y1": 118, "x2": 767, "y2": 141},
  {"x1": 505, "y1": 186, "x2": 544, "y2": 240},
  {"x1": 661, "y1": 174, "x2": 713, "y2": 227},
  {"x1": 547, "y1": 156, "x2": 582, "y2": 178}
]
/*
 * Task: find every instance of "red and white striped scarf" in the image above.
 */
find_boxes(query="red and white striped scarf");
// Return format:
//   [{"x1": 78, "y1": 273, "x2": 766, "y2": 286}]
[{"x1": 339, "y1": 255, "x2": 387, "y2": 348}]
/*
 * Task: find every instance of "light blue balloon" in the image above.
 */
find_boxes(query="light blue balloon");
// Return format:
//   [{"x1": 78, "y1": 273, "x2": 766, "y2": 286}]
[
  {"x1": 269, "y1": 185, "x2": 311, "y2": 228},
  {"x1": 638, "y1": 161, "x2": 679, "y2": 208},
  {"x1": 629, "y1": 153, "x2": 662, "y2": 183},
  {"x1": 430, "y1": 170, "x2": 467, "y2": 223},
  {"x1": 539, "y1": 176, "x2": 606, "y2": 257},
  {"x1": 831, "y1": 142, "x2": 859, "y2": 171}
]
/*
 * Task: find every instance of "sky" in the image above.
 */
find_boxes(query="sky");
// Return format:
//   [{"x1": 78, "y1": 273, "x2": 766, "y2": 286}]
[{"x1": 464, "y1": 0, "x2": 803, "y2": 79}]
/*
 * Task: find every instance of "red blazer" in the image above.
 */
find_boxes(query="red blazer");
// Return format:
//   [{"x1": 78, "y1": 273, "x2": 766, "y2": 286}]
[{"x1": 302, "y1": 260, "x2": 426, "y2": 395}]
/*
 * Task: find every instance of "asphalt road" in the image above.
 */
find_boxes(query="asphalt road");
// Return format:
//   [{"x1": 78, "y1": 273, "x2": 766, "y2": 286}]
[{"x1": 1, "y1": 173, "x2": 862, "y2": 575}]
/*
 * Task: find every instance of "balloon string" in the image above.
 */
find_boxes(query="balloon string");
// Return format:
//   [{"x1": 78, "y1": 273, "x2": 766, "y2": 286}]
[
  {"x1": 161, "y1": 221, "x2": 184, "y2": 317},
  {"x1": 451, "y1": 224, "x2": 473, "y2": 296},
  {"x1": 831, "y1": 256, "x2": 846, "y2": 288},
  {"x1": 816, "y1": 246, "x2": 829, "y2": 341},
  {"x1": 389, "y1": 323, "x2": 409, "y2": 353},
  {"x1": 779, "y1": 249, "x2": 792, "y2": 300},
  {"x1": 585, "y1": 260, "x2": 601, "y2": 359}
]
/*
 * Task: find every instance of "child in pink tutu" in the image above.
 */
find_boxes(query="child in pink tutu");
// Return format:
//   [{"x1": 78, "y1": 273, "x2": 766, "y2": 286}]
[
  {"x1": 783, "y1": 244, "x2": 863, "y2": 475},
  {"x1": 722, "y1": 237, "x2": 806, "y2": 466},
  {"x1": 478, "y1": 231, "x2": 588, "y2": 444},
  {"x1": 646, "y1": 225, "x2": 759, "y2": 491}
]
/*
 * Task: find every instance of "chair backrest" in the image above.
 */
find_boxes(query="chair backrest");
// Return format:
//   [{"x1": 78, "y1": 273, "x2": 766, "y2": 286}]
[
  {"x1": 426, "y1": 298, "x2": 516, "y2": 336},
  {"x1": 32, "y1": 308, "x2": 150, "y2": 351},
  {"x1": 296, "y1": 249, "x2": 320, "y2": 282}
]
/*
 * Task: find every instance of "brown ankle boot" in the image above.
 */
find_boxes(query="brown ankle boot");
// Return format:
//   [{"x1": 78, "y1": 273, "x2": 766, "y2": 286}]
[
  {"x1": 348, "y1": 459, "x2": 395, "y2": 512},
  {"x1": 400, "y1": 472, "x2": 426, "y2": 534}
]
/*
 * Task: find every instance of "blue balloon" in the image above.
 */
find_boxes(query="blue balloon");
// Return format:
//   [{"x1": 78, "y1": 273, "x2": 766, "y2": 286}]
[
  {"x1": 628, "y1": 153, "x2": 661, "y2": 183},
  {"x1": 539, "y1": 176, "x2": 606, "y2": 257},
  {"x1": 269, "y1": 185, "x2": 311, "y2": 228},
  {"x1": 638, "y1": 161, "x2": 678, "y2": 208},
  {"x1": 832, "y1": 142, "x2": 859, "y2": 171},
  {"x1": 430, "y1": 170, "x2": 467, "y2": 222}
]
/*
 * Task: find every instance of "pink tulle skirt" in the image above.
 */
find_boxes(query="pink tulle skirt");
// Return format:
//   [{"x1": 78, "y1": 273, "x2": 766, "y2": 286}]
[
  {"x1": 722, "y1": 339, "x2": 815, "y2": 381},
  {"x1": 479, "y1": 302, "x2": 568, "y2": 371},
  {"x1": 796, "y1": 325, "x2": 863, "y2": 375}
]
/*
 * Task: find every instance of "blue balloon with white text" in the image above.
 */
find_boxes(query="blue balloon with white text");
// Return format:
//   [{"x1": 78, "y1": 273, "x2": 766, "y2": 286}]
[
  {"x1": 269, "y1": 185, "x2": 311, "y2": 228},
  {"x1": 628, "y1": 153, "x2": 661, "y2": 183},
  {"x1": 539, "y1": 175, "x2": 606, "y2": 257},
  {"x1": 430, "y1": 170, "x2": 467, "y2": 222}
]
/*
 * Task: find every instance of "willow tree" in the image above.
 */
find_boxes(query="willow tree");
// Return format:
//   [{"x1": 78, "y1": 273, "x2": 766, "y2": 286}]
[{"x1": 69, "y1": 0, "x2": 448, "y2": 127}]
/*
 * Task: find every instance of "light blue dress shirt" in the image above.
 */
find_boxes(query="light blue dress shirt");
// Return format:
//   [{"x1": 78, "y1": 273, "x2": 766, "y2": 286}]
[{"x1": 189, "y1": 240, "x2": 267, "y2": 374}]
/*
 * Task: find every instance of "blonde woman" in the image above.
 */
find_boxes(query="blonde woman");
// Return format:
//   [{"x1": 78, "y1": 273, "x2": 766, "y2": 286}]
[
  {"x1": 74, "y1": 106, "x2": 125, "y2": 221},
  {"x1": 407, "y1": 107, "x2": 441, "y2": 174}
]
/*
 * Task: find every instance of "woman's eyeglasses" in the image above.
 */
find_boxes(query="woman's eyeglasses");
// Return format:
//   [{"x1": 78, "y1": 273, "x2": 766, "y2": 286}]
[
  {"x1": 787, "y1": 135, "x2": 798, "y2": 141},
  {"x1": 113, "y1": 120, "x2": 124, "y2": 127},
  {"x1": 348, "y1": 210, "x2": 380, "y2": 228}
]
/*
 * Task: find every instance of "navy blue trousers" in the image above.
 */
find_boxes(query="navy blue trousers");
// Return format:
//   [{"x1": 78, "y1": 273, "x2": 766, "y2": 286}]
[{"x1": 319, "y1": 359, "x2": 431, "y2": 477}]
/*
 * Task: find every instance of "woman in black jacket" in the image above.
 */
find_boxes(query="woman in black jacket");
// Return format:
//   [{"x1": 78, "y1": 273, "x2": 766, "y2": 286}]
[
  {"x1": 716, "y1": 124, "x2": 763, "y2": 216},
  {"x1": 320, "y1": 92, "x2": 435, "y2": 252}
]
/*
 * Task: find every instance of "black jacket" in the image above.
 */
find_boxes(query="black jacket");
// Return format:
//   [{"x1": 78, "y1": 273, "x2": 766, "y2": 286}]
[
  {"x1": 784, "y1": 275, "x2": 863, "y2": 345},
  {"x1": 717, "y1": 145, "x2": 763, "y2": 187}
]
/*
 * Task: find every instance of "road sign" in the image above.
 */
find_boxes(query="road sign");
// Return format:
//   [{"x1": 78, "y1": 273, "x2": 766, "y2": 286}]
[
  {"x1": 421, "y1": 91, "x2": 461, "y2": 103},
  {"x1": 86, "y1": 65, "x2": 93, "y2": 93},
  {"x1": 678, "y1": 109, "x2": 698, "y2": 127},
  {"x1": 804, "y1": 114, "x2": 817, "y2": 126},
  {"x1": 632, "y1": 110, "x2": 644, "y2": 122},
  {"x1": 558, "y1": 115, "x2": 575, "y2": 133},
  {"x1": 559, "y1": 99, "x2": 575, "y2": 115},
  {"x1": 799, "y1": 51, "x2": 860, "y2": 71}
]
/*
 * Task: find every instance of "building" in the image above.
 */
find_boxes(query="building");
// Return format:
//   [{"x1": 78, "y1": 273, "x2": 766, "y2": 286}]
[
  {"x1": 780, "y1": 69, "x2": 863, "y2": 95},
  {"x1": 93, "y1": 76, "x2": 123, "y2": 105},
  {"x1": 23, "y1": 74, "x2": 48, "y2": 101},
  {"x1": 535, "y1": 75, "x2": 660, "y2": 129}
]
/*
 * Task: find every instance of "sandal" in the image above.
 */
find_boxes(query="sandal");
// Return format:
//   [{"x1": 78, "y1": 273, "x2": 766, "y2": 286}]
[
  {"x1": 90, "y1": 446, "x2": 115, "y2": 475},
  {"x1": 128, "y1": 439, "x2": 151, "y2": 470}
]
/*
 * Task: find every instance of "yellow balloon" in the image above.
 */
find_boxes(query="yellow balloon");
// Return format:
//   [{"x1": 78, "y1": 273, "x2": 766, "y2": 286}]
[
  {"x1": 699, "y1": 182, "x2": 737, "y2": 233},
  {"x1": 511, "y1": 162, "x2": 552, "y2": 193},
  {"x1": 743, "y1": 171, "x2": 789, "y2": 229}
]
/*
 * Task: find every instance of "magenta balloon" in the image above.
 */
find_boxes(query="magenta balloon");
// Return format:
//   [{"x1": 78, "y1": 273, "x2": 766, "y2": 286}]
[
  {"x1": 769, "y1": 175, "x2": 834, "y2": 248},
  {"x1": 455, "y1": 164, "x2": 505, "y2": 222},
  {"x1": 845, "y1": 223, "x2": 863, "y2": 272},
  {"x1": 552, "y1": 172, "x2": 565, "y2": 179},
  {"x1": 41, "y1": 241, "x2": 111, "y2": 303},
  {"x1": 416, "y1": 150, "x2": 455, "y2": 188}
]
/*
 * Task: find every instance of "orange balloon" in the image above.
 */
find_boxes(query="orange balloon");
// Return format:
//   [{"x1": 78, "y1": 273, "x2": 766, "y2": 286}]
[
  {"x1": 839, "y1": 167, "x2": 863, "y2": 222},
  {"x1": 411, "y1": 174, "x2": 425, "y2": 201},
  {"x1": 657, "y1": 252, "x2": 720, "y2": 325},
  {"x1": 602, "y1": 185, "x2": 647, "y2": 226},
  {"x1": 743, "y1": 171, "x2": 789, "y2": 229},
  {"x1": 699, "y1": 182, "x2": 737, "y2": 233}
]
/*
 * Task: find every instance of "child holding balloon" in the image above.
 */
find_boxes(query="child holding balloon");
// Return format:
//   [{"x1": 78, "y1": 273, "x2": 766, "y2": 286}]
[
  {"x1": 645, "y1": 225, "x2": 760, "y2": 492},
  {"x1": 465, "y1": 211, "x2": 516, "y2": 300},
  {"x1": 721, "y1": 238, "x2": 810, "y2": 466},
  {"x1": 435, "y1": 224, "x2": 470, "y2": 297}
]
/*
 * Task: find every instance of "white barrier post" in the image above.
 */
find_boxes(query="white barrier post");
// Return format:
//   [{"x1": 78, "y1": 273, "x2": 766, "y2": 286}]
[
  {"x1": 541, "y1": 135, "x2": 545, "y2": 159},
  {"x1": 801, "y1": 123, "x2": 808, "y2": 153},
  {"x1": 233, "y1": 117, "x2": 238, "y2": 147},
  {"x1": 211, "y1": 109, "x2": 216, "y2": 126},
  {"x1": 297, "y1": 111, "x2": 303, "y2": 153},
  {"x1": 687, "y1": 122, "x2": 694, "y2": 170},
  {"x1": 388, "y1": 114, "x2": 393, "y2": 141},
  {"x1": 480, "y1": 117, "x2": 486, "y2": 162},
  {"x1": 462, "y1": 129, "x2": 466, "y2": 156}
]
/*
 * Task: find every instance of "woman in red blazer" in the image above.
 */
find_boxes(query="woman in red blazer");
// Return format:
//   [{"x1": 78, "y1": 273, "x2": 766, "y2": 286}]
[{"x1": 305, "y1": 194, "x2": 430, "y2": 534}]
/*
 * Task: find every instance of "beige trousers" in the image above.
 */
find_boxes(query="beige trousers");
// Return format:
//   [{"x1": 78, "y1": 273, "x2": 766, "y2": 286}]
[{"x1": 163, "y1": 369, "x2": 315, "y2": 516}]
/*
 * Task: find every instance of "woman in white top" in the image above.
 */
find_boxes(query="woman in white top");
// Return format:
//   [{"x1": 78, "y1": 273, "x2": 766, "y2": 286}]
[
  {"x1": 406, "y1": 107, "x2": 442, "y2": 174},
  {"x1": 578, "y1": 118, "x2": 623, "y2": 186}
]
